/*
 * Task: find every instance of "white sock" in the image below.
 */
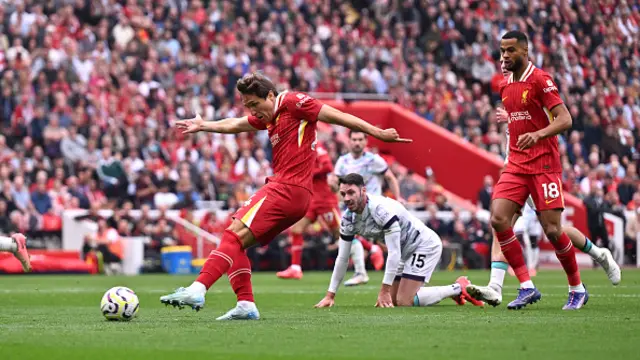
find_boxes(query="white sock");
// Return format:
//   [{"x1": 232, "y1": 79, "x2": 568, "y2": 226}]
[
  {"x1": 488, "y1": 268, "x2": 506, "y2": 293},
  {"x1": 414, "y1": 284, "x2": 461, "y2": 306},
  {"x1": 186, "y1": 281, "x2": 207, "y2": 295},
  {"x1": 0, "y1": 236, "x2": 17, "y2": 252},
  {"x1": 291, "y1": 264, "x2": 301, "y2": 271},
  {"x1": 238, "y1": 300, "x2": 256, "y2": 308},
  {"x1": 569, "y1": 283, "x2": 586, "y2": 293},
  {"x1": 351, "y1": 240, "x2": 367, "y2": 275},
  {"x1": 521, "y1": 280, "x2": 535, "y2": 289}
]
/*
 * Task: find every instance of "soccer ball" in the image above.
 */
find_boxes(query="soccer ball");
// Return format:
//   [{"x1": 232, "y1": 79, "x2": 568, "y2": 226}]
[{"x1": 100, "y1": 286, "x2": 140, "y2": 321}]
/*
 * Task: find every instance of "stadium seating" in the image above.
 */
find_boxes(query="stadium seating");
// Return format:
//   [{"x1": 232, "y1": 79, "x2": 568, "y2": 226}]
[{"x1": 0, "y1": 0, "x2": 638, "y2": 269}]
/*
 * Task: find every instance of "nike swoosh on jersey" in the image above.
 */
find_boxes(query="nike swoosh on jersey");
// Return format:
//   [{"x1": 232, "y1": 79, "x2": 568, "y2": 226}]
[
  {"x1": 502, "y1": 97, "x2": 508, "y2": 102},
  {"x1": 545, "y1": 198, "x2": 557, "y2": 205}
]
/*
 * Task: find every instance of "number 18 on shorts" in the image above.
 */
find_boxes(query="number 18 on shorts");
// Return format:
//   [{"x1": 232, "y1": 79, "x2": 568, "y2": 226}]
[{"x1": 493, "y1": 172, "x2": 565, "y2": 212}]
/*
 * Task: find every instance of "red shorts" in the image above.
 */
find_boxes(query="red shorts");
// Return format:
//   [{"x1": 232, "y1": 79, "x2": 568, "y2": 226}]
[
  {"x1": 304, "y1": 201, "x2": 340, "y2": 231},
  {"x1": 493, "y1": 172, "x2": 565, "y2": 212},
  {"x1": 233, "y1": 182, "x2": 312, "y2": 245}
]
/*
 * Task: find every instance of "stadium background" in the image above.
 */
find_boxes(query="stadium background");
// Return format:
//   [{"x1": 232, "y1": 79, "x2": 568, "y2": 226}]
[{"x1": 0, "y1": 0, "x2": 639, "y2": 274}]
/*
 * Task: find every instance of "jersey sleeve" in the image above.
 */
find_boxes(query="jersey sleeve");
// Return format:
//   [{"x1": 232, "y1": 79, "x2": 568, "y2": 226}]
[
  {"x1": 339, "y1": 212, "x2": 356, "y2": 240},
  {"x1": 247, "y1": 115, "x2": 267, "y2": 130},
  {"x1": 371, "y1": 154, "x2": 389, "y2": 175},
  {"x1": 371, "y1": 202, "x2": 398, "y2": 230},
  {"x1": 289, "y1": 92, "x2": 323, "y2": 122},
  {"x1": 536, "y1": 73, "x2": 563, "y2": 111}
]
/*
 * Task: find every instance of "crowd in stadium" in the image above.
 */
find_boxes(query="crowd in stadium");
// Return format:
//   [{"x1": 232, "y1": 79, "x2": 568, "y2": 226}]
[{"x1": 0, "y1": 0, "x2": 639, "y2": 269}]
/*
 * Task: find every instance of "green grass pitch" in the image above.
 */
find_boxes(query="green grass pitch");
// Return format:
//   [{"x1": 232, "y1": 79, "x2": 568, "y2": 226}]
[{"x1": 1, "y1": 269, "x2": 638, "y2": 360}]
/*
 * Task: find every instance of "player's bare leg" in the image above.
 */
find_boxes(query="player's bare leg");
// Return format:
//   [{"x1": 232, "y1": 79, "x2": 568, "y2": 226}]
[
  {"x1": 538, "y1": 210, "x2": 587, "y2": 310},
  {"x1": 490, "y1": 199, "x2": 541, "y2": 309},
  {"x1": 345, "y1": 236, "x2": 370, "y2": 286},
  {"x1": 563, "y1": 226, "x2": 621, "y2": 285},
  {"x1": 161, "y1": 219, "x2": 261, "y2": 320},
  {"x1": 0, "y1": 234, "x2": 31, "y2": 272},
  {"x1": 277, "y1": 217, "x2": 311, "y2": 280}
]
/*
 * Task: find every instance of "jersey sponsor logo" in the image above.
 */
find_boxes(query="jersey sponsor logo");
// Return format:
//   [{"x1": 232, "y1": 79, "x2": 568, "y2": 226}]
[
  {"x1": 546, "y1": 80, "x2": 554, "y2": 86},
  {"x1": 543, "y1": 85, "x2": 558, "y2": 93},
  {"x1": 508, "y1": 111, "x2": 532, "y2": 121},
  {"x1": 521, "y1": 90, "x2": 529, "y2": 105},
  {"x1": 270, "y1": 133, "x2": 281, "y2": 147},
  {"x1": 375, "y1": 205, "x2": 390, "y2": 223},
  {"x1": 295, "y1": 94, "x2": 312, "y2": 108}
]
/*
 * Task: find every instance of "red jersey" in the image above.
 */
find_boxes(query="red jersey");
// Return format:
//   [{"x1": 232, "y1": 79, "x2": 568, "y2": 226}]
[
  {"x1": 247, "y1": 91, "x2": 323, "y2": 192},
  {"x1": 501, "y1": 62, "x2": 564, "y2": 174},
  {"x1": 312, "y1": 145, "x2": 338, "y2": 206}
]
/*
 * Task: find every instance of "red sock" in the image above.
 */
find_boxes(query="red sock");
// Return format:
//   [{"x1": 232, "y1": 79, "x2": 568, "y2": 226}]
[
  {"x1": 228, "y1": 250, "x2": 254, "y2": 302},
  {"x1": 552, "y1": 233, "x2": 581, "y2": 286},
  {"x1": 196, "y1": 230, "x2": 243, "y2": 289},
  {"x1": 495, "y1": 228, "x2": 530, "y2": 283},
  {"x1": 359, "y1": 237, "x2": 373, "y2": 251},
  {"x1": 290, "y1": 233, "x2": 303, "y2": 267}
]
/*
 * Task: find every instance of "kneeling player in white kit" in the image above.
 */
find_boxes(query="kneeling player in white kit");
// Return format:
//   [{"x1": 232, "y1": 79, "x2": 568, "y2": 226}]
[{"x1": 315, "y1": 173, "x2": 484, "y2": 308}]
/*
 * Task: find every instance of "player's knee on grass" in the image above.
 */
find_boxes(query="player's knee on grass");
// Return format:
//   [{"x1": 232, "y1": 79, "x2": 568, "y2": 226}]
[
  {"x1": 391, "y1": 278, "x2": 401, "y2": 306},
  {"x1": 396, "y1": 278, "x2": 424, "y2": 307}
]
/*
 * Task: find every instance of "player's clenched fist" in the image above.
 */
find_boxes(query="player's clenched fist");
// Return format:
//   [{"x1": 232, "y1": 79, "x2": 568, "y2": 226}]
[
  {"x1": 377, "y1": 128, "x2": 412, "y2": 143},
  {"x1": 495, "y1": 107, "x2": 509, "y2": 123},
  {"x1": 314, "y1": 293, "x2": 335, "y2": 308},
  {"x1": 174, "y1": 113, "x2": 204, "y2": 134},
  {"x1": 516, "y1": 131, "x2": 541, "y2": 150}
]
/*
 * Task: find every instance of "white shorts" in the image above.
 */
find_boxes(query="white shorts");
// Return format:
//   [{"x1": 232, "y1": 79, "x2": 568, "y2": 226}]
[{"x1": 395, "y1": 236, "x2": 442, "y2": 284}]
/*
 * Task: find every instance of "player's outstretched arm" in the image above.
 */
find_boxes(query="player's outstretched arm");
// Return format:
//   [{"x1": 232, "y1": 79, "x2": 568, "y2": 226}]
[
  {"x1": 317, "y1": 105, "x2": 412, "y2": 143},
  {"x1": 174, "y1": 114, "x2": 259, "y2": 134},
  {"x1": 315, "y1": 237, "x2": 353, "y2": 308}
]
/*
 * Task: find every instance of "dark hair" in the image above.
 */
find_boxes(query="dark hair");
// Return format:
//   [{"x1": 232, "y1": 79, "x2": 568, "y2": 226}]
[
  {"x1": 236, "y1": 72, "x2": 278, "y2": 99},
  {"x1": 349, "y1": 130, "x2": 366, "y2": 138},
  {"x1": 339, "y1": 173, "x2": 365, "y2": 187},
  {"x1": 502, "y1": 31, "x2": 528, "y2": 46}
]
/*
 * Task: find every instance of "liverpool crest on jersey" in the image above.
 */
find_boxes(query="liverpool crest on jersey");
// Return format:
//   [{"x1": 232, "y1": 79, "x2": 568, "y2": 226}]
[{"x1": 521, "y1": 90, "x2": 529, "y2": 105}]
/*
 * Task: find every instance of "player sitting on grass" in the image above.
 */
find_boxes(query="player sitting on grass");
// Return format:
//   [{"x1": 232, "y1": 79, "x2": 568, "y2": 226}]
[
  {"x1": 315, "y1": 173, "x2": 484, "y2": 308},
  {"x1": 0, "y1": 233, "x2": 31, "y2": 272}
]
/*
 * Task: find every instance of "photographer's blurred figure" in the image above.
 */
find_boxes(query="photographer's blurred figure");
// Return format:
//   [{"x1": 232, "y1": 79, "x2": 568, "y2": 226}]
[{"x1": 83, "y1": 217, "x2": 123, "y2": 275}]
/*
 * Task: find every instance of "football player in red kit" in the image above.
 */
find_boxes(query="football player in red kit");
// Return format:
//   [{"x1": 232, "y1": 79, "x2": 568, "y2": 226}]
[
  {"x1": 489, "y1": 31, "x2": 587, "y2": 310},
  {"x1": 160, "y1": 72, "x2": 410, "y2": 320},
  {"x1": 277, "y1": 145, "x2": 341, "y2": 280}
]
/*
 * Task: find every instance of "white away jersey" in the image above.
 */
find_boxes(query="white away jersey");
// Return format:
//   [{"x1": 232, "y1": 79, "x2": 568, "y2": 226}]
[
  {"x1": 334, "y1": 152, "x2": 388, "y2": 195},
  {"x1": 339, "y1": 194, "x2": 440, "y2": 259}
]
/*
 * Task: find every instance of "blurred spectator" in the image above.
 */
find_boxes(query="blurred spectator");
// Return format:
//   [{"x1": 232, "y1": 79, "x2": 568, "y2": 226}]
[
  {"x1": 0, "y1": 0, "x2": 636, "y2": 268},
  {"x1": 477, "y1": 175, "x2": 493, "y2": 210}
]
